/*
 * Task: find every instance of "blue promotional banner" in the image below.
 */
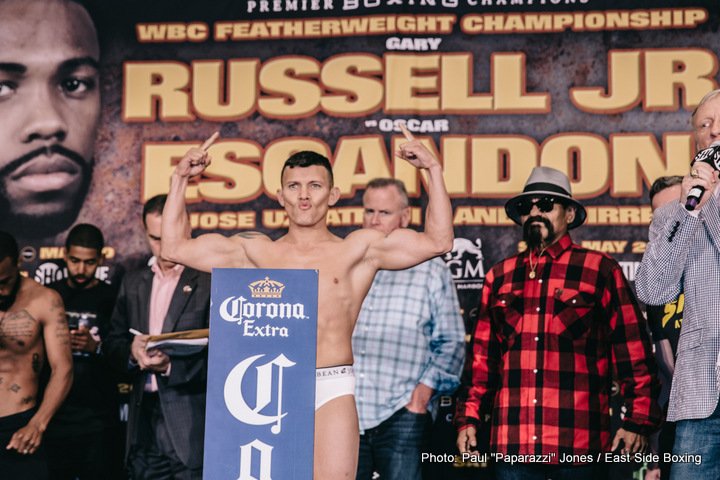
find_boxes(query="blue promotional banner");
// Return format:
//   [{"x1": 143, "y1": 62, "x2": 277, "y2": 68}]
[{"x1": 204, "y1": 269, "x2": 319, "y2": 480}]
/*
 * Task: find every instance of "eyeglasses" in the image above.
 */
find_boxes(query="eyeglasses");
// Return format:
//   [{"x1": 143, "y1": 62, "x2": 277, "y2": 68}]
[{"x1": 515, "y1": 196, "x2": 558, "y2": 216}]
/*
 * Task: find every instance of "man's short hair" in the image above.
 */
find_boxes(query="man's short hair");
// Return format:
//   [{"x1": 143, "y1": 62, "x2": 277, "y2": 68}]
[
  {"x1": 65, "y1": 223, "x2": 104, "y2": 253},
  {"x1": 649, "y1": 176, "x2": 683, "y2": 202},
  {"x1": 366, "y1": 178, "x2": 409, "y2": 207},
  {"x1": 691, "y1": 89, "x2": 720, "y2": 125},
  {"x1": 0, "y1": 231, "x2": 19, "y2": 264},
  {"x1": 281, "y1": 151, "x2": 334, "y2": 187},
  {"x1": 142, "y1": 194, "x2": 167, "y2": 227}
]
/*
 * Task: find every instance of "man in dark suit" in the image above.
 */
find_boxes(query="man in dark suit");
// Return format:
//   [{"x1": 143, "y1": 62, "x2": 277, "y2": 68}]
[{"x1": 104, "y1": 195, "x2": 210, "y2": 480}]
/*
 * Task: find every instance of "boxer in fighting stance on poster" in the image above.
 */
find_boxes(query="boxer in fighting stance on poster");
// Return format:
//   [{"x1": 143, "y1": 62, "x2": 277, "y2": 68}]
[
  {"x1": 161, "y1": 127, "x2": 453, "y2": 479},
  {"x1": 0, "y1": 231, "x2": 73, "y2": 478}
]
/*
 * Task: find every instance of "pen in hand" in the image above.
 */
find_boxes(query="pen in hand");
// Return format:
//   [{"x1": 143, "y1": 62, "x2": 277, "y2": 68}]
[
  {"x1": 129, "y1": 328, "x2": 162, "y2": 357},
  {"x1": 128, "y1": 328, "x2": 162, "y2": 361}
]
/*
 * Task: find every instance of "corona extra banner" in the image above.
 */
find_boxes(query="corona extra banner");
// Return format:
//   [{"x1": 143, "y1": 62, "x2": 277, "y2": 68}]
[{"x1": 204, "y1": 269, "x2": 318, "y2": 480}]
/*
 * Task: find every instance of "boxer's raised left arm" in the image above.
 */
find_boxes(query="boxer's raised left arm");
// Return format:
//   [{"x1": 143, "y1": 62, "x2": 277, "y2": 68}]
[{"x1": 365, "y1": 124, "x2": 453, "y2": 270}]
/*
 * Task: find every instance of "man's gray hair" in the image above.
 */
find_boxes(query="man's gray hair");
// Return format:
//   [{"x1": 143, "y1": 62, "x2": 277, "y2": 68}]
[
  {"x1": 691, "y1": 88, "x2": 720, "y2": 125},
  {"x1": 365, "y1": 178, "x2": 409, "y2": 207}
]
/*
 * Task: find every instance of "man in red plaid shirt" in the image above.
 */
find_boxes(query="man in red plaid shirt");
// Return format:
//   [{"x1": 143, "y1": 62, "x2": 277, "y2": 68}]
[{"x1": 454, "y1": 166, "x2": 661, "y2": 480}]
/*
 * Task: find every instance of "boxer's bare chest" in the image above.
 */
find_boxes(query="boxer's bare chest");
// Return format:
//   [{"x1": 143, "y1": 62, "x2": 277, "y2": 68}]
[{"x1": 0, "y1": 308, "x2": 41, "y2": 355}]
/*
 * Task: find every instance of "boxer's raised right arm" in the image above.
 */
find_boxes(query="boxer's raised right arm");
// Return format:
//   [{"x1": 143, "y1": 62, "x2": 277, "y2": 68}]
[{"x1": 161, "y1": 133, "x2": 254, "y2": 272}]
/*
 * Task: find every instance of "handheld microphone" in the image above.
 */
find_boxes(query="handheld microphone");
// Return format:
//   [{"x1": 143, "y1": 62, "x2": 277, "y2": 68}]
[{"x1": 685, "y1": 144, "x2": 720, "y2": 211}]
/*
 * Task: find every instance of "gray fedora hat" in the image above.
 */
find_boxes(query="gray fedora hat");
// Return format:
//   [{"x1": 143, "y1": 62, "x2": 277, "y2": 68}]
[{"x1": 504, "y1": 166, "x2": 587, "y2": 229}]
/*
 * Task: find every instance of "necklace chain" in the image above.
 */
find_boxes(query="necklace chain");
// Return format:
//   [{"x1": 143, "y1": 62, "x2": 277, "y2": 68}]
[{"x1": 528, "y1": 247, "x2": 547, "y2": 279}]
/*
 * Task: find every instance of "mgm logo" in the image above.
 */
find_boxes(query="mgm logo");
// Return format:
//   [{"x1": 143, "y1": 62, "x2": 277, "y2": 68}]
[{"x1": 444, "y1": 237, "x2": 485, "y2": 288}]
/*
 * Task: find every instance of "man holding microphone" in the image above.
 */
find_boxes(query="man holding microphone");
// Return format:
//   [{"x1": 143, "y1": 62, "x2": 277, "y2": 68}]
[{"x1": 636, "y1": 88, "x2": 720, "y2": 479}]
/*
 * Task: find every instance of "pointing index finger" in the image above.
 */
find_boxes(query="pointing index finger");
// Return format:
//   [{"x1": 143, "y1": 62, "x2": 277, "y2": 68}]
[
  {"x1": 200, "y1": 131, "x2": 220, "y2": 151},
  {"x1": 398, "y1": 122, "x2": 415, "y2": 141}
]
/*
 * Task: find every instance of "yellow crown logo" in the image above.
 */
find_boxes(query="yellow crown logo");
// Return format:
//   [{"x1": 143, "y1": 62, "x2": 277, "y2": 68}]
[{"x1": 249, "y1": 277, "x2": 285, "y2": 298}]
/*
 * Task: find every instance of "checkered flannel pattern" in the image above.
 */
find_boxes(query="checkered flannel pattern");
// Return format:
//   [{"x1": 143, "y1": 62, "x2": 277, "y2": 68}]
[{"x1": 455, "y1": 234, "x2": 661, "y2": 461}]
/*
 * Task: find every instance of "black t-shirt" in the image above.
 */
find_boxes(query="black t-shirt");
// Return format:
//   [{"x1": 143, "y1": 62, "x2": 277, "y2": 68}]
[
  {"x1": 45, "y1": 280, "x2": 119, "y2": 437},
  {"x1": 646, "y1": 292, "x2": 683, "y2": 357}
]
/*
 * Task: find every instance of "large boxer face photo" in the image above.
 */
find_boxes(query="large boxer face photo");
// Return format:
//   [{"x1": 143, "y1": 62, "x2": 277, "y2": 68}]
[{"x1": 0, "y1": 0, "x2": 100, "y2": 237}]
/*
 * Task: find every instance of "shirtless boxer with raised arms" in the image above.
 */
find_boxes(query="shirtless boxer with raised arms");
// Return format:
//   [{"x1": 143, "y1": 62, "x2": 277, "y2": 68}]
[
  {"x1": 161, "y1": 127, "x2": 453, "y2": 479},
  {"x1": 0, "y1": 231, "x2": 73, "y2": 479}
]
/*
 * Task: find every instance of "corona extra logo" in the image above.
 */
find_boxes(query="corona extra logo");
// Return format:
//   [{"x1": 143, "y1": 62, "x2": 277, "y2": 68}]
[
  {"x1": 249, "y1": 277, "x2": 285, "y2": 298},
  {"x1": 219, "y1": 296, "x2": 306, "y2": 324}
]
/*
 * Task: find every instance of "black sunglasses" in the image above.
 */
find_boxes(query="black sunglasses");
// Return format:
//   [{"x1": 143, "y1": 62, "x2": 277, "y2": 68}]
[{"x1": 515, "y1": 196, "x2": 559, "y2": 216}]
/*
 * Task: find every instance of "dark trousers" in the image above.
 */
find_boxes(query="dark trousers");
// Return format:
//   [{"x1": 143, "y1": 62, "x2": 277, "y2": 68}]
[
  {"x1": 659, "y1": 420, "x2": 676, "y2": 479},
  {"x1": 46, "y1": 427, "x2": 124, "y2": 480},
  {"x1": 128, "y1": 393, "x2": 201, "y2": 480},
  {"x1": 356, "y1": 407, "x2": 431, "y2": 480},
  {"x1": 0, "y1": 408, "x2": 48, "y2": 480}
]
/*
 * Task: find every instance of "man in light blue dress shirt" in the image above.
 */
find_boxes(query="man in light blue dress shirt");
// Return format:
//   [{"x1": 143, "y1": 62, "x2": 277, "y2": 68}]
[{"x1": 353, "y1": 178, "x2": 465, "y2": 480}]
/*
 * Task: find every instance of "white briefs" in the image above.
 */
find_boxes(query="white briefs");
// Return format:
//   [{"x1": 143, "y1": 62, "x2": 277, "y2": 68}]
[{"x1": 315, "y1": 365, "x2": 355, "y2": 410}]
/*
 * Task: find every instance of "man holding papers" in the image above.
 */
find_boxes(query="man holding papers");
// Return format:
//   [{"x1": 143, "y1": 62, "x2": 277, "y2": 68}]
[
  {"x1": 105, "y1": 194, "x2": 211, "y2": 480},
  {"x1": 143, "y1": 329, "x2": 209, "y2": 357}
]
